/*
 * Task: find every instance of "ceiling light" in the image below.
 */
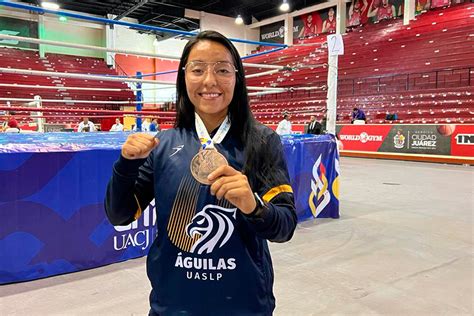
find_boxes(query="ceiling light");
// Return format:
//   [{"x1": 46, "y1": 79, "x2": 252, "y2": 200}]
[
  {"x1": 280, "y1": 0, "x2": 290, "y2": 12},
  {"x1": 41, "y1": 1, "x2": 60, "y2": 10},
  {"x1": 235, "y1": 15, "x2": 244, "y2": 25}
]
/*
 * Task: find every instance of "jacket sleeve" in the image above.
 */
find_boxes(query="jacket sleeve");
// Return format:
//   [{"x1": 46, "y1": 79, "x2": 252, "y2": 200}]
[
  {"x1": 244, "y1": 132, "x2": 297, "y2": 243},
  {"x1": 104, "y1": 154, "x2": 155, "y2": 226}
]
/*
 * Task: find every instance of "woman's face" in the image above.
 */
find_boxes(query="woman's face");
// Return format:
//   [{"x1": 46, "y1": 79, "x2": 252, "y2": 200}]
[
  {"x1": 307, "y1": 15, "x2": 313, "y2": 23},
  {"x1": 185, "y1": 40, "x2": 236, "y2": 121},
  {"x1": 329, "y1": 9, "x2": 335, "y2": 18}
]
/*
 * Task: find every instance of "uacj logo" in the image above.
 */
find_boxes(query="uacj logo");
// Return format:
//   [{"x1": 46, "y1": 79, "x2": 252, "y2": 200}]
[{"x1": 113, "y1": 199, "x2": 157, "y2": 251}]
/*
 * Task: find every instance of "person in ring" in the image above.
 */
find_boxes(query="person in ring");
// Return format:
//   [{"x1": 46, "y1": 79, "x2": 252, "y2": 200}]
[{"x1": 105, "y1": 30, "x2": 297, "y2": 316}]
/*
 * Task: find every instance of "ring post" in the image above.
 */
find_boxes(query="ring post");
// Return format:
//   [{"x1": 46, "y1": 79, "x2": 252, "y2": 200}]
[
  {"x1": 33, "y1": 95, "x2": 44, "y2": 132},
  {"x1": 136, "y1": 71, "x2": 143, "y2": 131}
]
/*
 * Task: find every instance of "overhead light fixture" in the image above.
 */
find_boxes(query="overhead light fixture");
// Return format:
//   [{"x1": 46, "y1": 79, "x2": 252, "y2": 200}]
[
  {"x1": 279, "y1": 0, "x2": 290, "y2": 12},
  {"x1": 235, "y1": 15, "x2": 244, "y2": 25},
  {"x1": 41, "y1": 1, "x2": 60, "y2": 10}
]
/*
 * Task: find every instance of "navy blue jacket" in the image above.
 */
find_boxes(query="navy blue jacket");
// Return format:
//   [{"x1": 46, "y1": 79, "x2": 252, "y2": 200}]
[
  {"x1": 105, "y1": 125, "x2": 297, "y2": 316},
  {"x1": 352, "y1": 109, "x2": 366, "y2": 121}
]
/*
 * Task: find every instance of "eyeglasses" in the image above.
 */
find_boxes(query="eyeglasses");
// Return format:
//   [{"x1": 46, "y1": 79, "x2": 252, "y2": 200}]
[{"x1": 183, "y1": 61, "x2": 238, "y2": 82}]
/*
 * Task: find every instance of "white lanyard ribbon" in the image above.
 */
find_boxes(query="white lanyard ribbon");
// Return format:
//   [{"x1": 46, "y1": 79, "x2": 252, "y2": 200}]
[{"x1": 195, "y1": 113, "x2": 231, "y2": 150}]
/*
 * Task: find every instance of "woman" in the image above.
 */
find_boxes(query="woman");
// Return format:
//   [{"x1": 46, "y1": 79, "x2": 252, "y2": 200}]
[
  {"x1": 348, "y1": 0, "x2": 368, "y2": 27},
  {"x1": 322, "y1": 8, "x2": 337, "y2": 33},
  {"x1": 298, "y1": 13, "x2": 318, "y2": 38},
  {"x1": 368, "y1": 0, "x2": 396, "y2": 21},
  {"x1": 105, "y1": 30, "x2": 297, "y2": 315}
]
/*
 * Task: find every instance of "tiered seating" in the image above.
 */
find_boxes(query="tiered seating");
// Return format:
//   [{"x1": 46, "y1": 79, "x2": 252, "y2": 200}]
[
  {"x1": 0, "y1": 48, "x2": 135, "y2": 126},
  {"x1": 246, "y1": 3, "x2": 474, "y2": 124},
  {"x1": 336, "y1": 87, "x2": 473, "y2": 124},
  {"x1": 46, "y1": 53, "x2": 115, "y2": 74},
  {"x1": 0, "y1": 48, "x2": 46, "y2": 70}
]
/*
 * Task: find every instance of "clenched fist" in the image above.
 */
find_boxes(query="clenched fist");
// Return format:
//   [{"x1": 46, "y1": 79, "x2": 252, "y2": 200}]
[{"x1": 121, "y1": 133, "x2": 159, "y2": 160}]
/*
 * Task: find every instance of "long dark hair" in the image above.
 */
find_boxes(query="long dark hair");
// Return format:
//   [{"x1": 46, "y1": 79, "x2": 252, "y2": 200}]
[
  {"x1": 174, "y1": 30, "x2": 281, "y2": 188},
  {"x1": 174, "y1": 30, "x2": 251, "y2": 138}
]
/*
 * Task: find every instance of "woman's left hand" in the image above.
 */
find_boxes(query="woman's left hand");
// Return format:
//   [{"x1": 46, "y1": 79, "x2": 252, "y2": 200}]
[{"x1": 208, "y1": 165, "x2": 256, "y2": 214}]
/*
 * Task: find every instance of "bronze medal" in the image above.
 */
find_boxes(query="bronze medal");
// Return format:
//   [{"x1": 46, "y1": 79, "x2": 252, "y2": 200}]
[{"x1": 190, "y1": 148, "x2": 228, "y2": 185}]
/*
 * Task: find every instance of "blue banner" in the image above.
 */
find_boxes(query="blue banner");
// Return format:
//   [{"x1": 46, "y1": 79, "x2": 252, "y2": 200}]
[
  {"x1": 282, "y1": 134, "x2": 340, "y2": 221},
  {"x1": 0, "y1": 133, "x2": 338, "y2": 284}
]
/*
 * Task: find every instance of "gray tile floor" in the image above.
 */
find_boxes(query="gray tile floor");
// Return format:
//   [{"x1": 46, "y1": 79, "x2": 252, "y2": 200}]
[{"x1": 1, "y1": 158, "x2": 472, "y2": 315}]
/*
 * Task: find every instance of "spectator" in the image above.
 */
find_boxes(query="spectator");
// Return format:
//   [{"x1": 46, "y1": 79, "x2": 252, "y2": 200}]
[
  {"x1": 110, "y1": 118, "x2": 124, "y2": 132},
  {"x1": 8, "y1": 111, "x2": 18, "y2": 128},
  {"x1": 1, "y1": 111, "x2": 20, "y2": 132},
  {"x1": 149, "y1": 118, "x2": 160, "y2": 132},
  {"x1": 276, "y1": 112, "x2": 292, "y2": 135},
  {"x1": 351, "y1": 107, "x2": 367, "y2": 123},
  {"x1": 77, "y1": 117, "x2": 96, "y2": 132},
  {"x1": 142, "y1": 118, "x2": 151, "y2": 132},
  {"x1": 385, "y1": 113, "x2": 398, "y2": 121},
  {"x1": 306, "y1": 115, "x2": 323, "y2": 135}
]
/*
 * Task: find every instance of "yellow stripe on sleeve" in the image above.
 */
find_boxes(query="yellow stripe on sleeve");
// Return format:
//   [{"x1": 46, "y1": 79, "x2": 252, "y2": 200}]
[
  {"x1": 133, "y1": 194, "x2": 143, "y2": 220},
  {"x1": 262, "y1": 184, "x2": 293, "y2": 203}
]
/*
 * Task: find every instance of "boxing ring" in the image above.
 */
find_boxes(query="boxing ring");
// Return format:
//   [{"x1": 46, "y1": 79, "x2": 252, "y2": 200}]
[{"x1": 0, "y1": 132, "x2": 339, "y2": 284}]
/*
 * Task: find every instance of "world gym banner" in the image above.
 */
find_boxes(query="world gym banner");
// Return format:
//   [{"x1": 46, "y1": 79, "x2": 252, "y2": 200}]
[
  {"x1": 0, "y1": 16, "x2": 38, "y2": 49},
  {"x1": 260, "y1": 21, "x2": 285, "y2": 44},
  {"x1": 337, "y1": 124, "x2": 474, "y2": 157}
]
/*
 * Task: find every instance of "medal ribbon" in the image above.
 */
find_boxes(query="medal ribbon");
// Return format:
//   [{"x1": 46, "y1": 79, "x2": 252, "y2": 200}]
[{"x1": 195, "y1": 113, "x2": 231, "y2": 150}]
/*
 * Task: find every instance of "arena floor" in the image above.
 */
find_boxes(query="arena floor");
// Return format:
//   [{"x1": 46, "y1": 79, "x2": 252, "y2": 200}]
[{"x1": 1, "y1": 157, "x2": 472, "y2": 315}]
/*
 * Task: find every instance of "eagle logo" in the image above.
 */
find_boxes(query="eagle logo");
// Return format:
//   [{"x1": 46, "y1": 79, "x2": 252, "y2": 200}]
[{"x1": 186, "y1": 205, "x2": 236, "y2": 254}]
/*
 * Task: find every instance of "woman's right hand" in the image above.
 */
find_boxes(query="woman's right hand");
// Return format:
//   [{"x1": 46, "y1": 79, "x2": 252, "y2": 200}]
[{"x1": 121, "y1": 133, "x2": 159, "y2": 160}]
